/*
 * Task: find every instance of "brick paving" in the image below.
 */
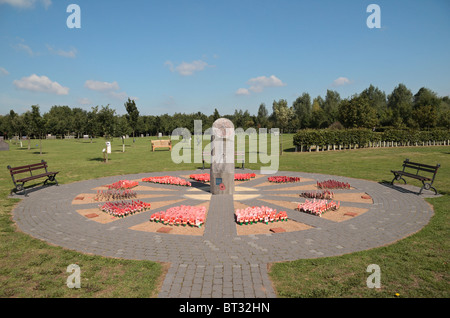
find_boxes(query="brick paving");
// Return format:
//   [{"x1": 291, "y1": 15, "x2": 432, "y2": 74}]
[{"x1": 11, "y1": 170, "x2": 436, "y2": 298}]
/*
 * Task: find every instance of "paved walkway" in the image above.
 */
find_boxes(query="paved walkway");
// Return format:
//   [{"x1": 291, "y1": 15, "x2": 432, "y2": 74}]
[{"x1": 11, "y1": 170, "x2": 436, "y2": 298}]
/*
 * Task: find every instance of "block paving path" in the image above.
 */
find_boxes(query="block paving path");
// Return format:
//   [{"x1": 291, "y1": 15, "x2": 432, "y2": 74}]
[{"x1": 11, "y1": 170, "x2": 435, "y2": 298}]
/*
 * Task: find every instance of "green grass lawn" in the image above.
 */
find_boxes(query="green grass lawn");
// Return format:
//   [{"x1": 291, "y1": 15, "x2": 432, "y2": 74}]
[{"x1": 0, "y1": 136, "x2": 448, "y2": 297}]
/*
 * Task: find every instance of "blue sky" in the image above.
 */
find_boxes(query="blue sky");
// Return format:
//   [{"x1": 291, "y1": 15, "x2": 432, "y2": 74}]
[{"x1": 0, "y1": 0, "x2": 449, "y2": 116}]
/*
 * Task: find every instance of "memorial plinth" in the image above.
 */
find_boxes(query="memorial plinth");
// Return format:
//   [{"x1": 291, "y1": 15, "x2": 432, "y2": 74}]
[{"x1": 210, "y1": 118, "x2": 235, "y2": 195}]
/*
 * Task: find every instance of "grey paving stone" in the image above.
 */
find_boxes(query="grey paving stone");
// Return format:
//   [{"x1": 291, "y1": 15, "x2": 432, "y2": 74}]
[{"x1": 10, "y1": 169, "x2": 435, "y2": 299}]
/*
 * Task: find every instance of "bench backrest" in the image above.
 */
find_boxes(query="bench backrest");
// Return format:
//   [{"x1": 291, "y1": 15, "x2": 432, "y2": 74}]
[
  {"x1": 402, "y1": 159, "x2": 440, "y2": 175},
  {"x1": 8, "y1": 161, "x2": 48, "y2": 176},
  {"x1": 152, "y1": 140, "x2": 171, "y2": 146}
]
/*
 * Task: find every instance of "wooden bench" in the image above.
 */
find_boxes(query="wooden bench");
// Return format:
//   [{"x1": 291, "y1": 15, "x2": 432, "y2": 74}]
[
  {"x1": 7, "y1": 160, "x2": 59, "y2": 196},
  {"x1": 151, "y1": 139, "x2": 172, "y2": 151},
  {"x1": 391, "y1": 159, "x2": 440, "y2": 195},
  {"x1": 202, "y1": 151, "x2": 245, "y2": 170}
]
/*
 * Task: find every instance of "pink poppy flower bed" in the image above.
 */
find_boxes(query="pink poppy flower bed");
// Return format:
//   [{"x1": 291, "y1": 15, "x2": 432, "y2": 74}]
[
  {"x1": 142, "y1": 176, "x2": 192, "y2": 186},
  {"x1": 189, "y1": 173, "x2": 210, "y2": 182},
  {"x1": 150, "y1": 205, "x2": 207, "y2": 228},
  {"x1": 297, "y1": 199, "x2": 340, "y2": 217},
  {"x1": 99, "y1": 200, "x2": 151, "y2": 218},
  {"x1": 107, "y1": 180, "x2": 139, "y2": 190},
  {"x1": 235, "y1": 206, "x2": 288, "y2": 225}
]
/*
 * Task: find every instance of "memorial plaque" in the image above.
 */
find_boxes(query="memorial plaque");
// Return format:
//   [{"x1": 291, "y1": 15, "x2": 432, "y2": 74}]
[{"x1": 210, "y1": 118, "x2": 235, "y2": 195}]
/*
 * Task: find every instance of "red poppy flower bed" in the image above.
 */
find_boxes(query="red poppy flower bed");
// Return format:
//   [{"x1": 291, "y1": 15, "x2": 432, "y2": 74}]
[
  {"x1": 189, "y1": 173, "x2": 256, "y2": 183},
  {"x1": 316, "y1": 179, "x2": 351, "y2": 189},
  {"x1": 99, "y1": 200, "x2": 151, "y2": 218},
  {"x1": 150, "y1": 205, "x2": 206, "y2": 227},
  {"x1": 235, "y1": 206, "x2": 288, "y2": 225},
  {"x1": 268, "y1": 176, "x2": 300, "y2": 183},
  {"x1": 234, "y1": 173, "x2": 256, "y2": 181},
  {"x1": 142, "y1": 176, "x2": 192, "y2": 186}
]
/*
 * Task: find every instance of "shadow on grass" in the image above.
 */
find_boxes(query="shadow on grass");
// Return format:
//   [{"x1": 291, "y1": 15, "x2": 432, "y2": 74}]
[
  {"x1": 379, "y1": 180, "x2": 443, "y2": 197},
  {"x1": 8, "y1": 182, "x2": 59, "y2": 198},
  {"x1": 88, "y1": 157, "x2": 107, "y2": 162},
  {"x1": 282, "y1": 147, "x2": 297, "y2": 153}
]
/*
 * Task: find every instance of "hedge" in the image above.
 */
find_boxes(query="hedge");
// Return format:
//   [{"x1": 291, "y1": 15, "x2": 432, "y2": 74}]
[{"x1": 293, "y1": 128, "x2": 450, "y2": 151}]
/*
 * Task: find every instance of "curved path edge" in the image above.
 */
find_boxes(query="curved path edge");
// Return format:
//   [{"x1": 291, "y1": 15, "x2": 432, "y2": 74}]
[{"x1": 11, "y1": 170, "x2": 435, "y2": 298}]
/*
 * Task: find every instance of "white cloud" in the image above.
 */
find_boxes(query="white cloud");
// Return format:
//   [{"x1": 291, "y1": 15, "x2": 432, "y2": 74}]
[
  {"x1": 0, "y1": 0, "x2": 51, "y2": 9},
  {"x1": 332, "y1": 77, "x2": 352, "y2": 87},
  {"x1": 235, "y1": 88, "x2": 250, "y2": 96},
  {"x1": 109, "y1": 91, "x2": 128, "y2": 100},
  {"x1": 12, "y1": 42, "x2": 35, "y2": 56},
  {"x1": 84, "y1": 79, "x2": 133, "y2": 101},
  {"x1": 247, "y1": 75, "x2": 286, "y2": 93},
  {"x1": 13, "y1": 74, "x2": 69, "y2": 95},
  {"x1": 165, "y1": 59, "x2": 212, "y2": 76},
  {"x1": 0, "y1": 67, "x2": 9, "y2": 76},
  {"x1": 47, "y1": 45, "x2": 77, "y2": 58},
  {"x1": 84, "y1": 80, "x2": 120, "y2": 92},
  {"x1": 237, "y1": 75, "x2": 286, "y2": 95},
  {"x1": 77, "y1": 97, "x2": 91, "y2": 105}
]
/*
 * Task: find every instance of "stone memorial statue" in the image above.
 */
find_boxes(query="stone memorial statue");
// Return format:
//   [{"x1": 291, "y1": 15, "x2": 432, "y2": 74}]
[{"x1": 210, "y1": 118, "x2": 235, "y2": 195}]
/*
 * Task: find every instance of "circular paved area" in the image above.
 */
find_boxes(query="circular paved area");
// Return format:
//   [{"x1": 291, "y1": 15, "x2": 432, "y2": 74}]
[{"x1": 12, "y1": 169, "x2": 435, "y2": 298}]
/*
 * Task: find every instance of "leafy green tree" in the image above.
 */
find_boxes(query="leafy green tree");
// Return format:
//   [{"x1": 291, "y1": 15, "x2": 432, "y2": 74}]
[
  {"x1": 360, "y1": 84, "x2": 388, "y2": 126},
  {"x1": 338, "y1": 95, "x2": 378, "y2": 128},
  {"x1": 387, "y1": 83, "x2": 413, "y2": 127},
  {"x1": 212, "y1": 108, "x2": 221, "y2": 122},
  {"x1": 292, "y1": 93, "x2": 311, "y2": 129},
  {"x1": 72, "y1": 108, "x2": 87, "y2": 138},
  {"x1": 414, "y1": 87, "x2": 440, "y2": 109},
  {"x1": 310, "y1": 96, "x2": 327, "y2": 129},
  {"x1": 124, "y1": 98, "x2": 140, "y2": 142},
  {"x1": 272, "y1": 99, "x2": 294, "y2": 132},
  {"x1": 242, "y1": 110, "x2": 254, "y2": 130},
  {"x1": 97, "y1": 105, "x2": 116, "y2": 139},
  {"x1": 412, "y1": 105, "x2": 438, "y2": 129},
  {"x1": 256, "y1": 103, "x2": 269, "y2": 128},
  {"x1": 410, "y1": 87, "x2": 440, "y2": 129},
  {"x1": 322, "y1": 90, "x2": 341, "y2": 126},
  {"x1": 437, "y1": 96, "x2": 450, "y2": 128},
  {"x1": 44, "y1": 105, "x2": 73, "y2": 136}
]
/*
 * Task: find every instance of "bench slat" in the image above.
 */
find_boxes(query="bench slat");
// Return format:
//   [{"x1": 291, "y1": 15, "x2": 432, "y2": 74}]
[
  {"x1": 405, "y1": 161, "x2": 439, "y2": 170},
  {"x1": 16, "y1": 172, "x2": 58, "y2": 183},
  {"x1": 403, "y1": 165, "x2": 438, "y2": 174},
  {"x1": 392, "y1": 171, "x2": 430, "y2": 181},
  {"x1": 9, "y1": 167, "x2": 32, "y2": 175},
  {"x1": 9, "y1": 162, "x2": 46, "y2": 171},
  {"x1": 10, "y1": 164, "x2": 47, "y2": 174}
]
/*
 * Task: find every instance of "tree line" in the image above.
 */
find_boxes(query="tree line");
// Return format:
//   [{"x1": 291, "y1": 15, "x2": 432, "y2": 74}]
[{"x1": 0, "y1": 83, "x2": 449, "y2": 140}]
